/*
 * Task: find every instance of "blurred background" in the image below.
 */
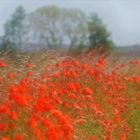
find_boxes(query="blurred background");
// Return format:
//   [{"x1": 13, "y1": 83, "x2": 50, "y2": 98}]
[{"x1": 0, "y1": 0, "x2": 140, "y2": 57}]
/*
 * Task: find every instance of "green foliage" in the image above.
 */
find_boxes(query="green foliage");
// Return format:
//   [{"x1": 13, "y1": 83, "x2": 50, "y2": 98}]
[
  {"x1": 1, "y1": 6, "x2": 27, "y2": 53},
  {"x1": 1, "y1": 5, "x2": 115, "y2": 53},
  {"x1": 29, "y1": 5, "x2": 88, "y2": 49},
  {"x1": 88, "y1": 14, "x2": 115, "y2": 50}
]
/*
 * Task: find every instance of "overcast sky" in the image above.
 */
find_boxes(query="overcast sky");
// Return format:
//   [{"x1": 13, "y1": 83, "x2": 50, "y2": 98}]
[{"x1": 0, "y1": 0, "x2": 140, "y2": 46}]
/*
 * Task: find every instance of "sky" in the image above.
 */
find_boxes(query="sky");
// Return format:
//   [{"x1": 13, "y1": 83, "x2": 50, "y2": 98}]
[{"x1": 0, "y1": 0, "x2": 140, "y2": 46}]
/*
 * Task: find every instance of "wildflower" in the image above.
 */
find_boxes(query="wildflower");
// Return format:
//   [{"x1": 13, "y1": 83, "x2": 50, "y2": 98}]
[
  {"x1": 9, "y1": 111, "x2": 18, "y2": 121},
  {"x1": 6, "y1": 73, "x2": 14, "y2": 80},
  {"x1": 1, "y1": 137, "x2": 11, "y2": 140},
  {"x1": 46, "y1": 128, "x2": 59, "y2": 140},
  {"x1": 66, "y1": 82, "x2": 76, "y2": 92},
  {"x1": 14, "y1": 134, "x2": 24, "y2": 140},
  {"x1": 82, "y1": 87, "x2": 93, "y2": 95},
  {"x1": 68, "y1": 93, "x2": 77, "y2": 100},
  {"x1": 28, "y1": 115, "x2": 38, "y2": 129},
  {"x1": 0, "y1": 60, "x2": 6, "y2": 68},
  {"x1": 33, "y1": 128, "x2": 43, "y2": 140},
  {"x1": 42, "y1": 118, "x2": 53, "y2": 129},
  {"x1": 119, "y1": 134, "x2": 126, "y2": 140},
  {"x1": 9, "y1": 94, "x2": 31, "y2": 107},
  {"x1": 27, "y1": 71, "x2": 33, "y2": 76},
  {"x1": 87, "y1": 136, "x2": 97, "y2": 140},
  {"x1": 25, "y1": 63, "x2": 32, "y2": 68},
  {"x1": 81, "y1": 63, "x2": 88, "y2": 70},
  {"x1": 63, "y1": 124, "x2": 73, "y2": 140},
  {"x1": 0, "y1": 76, "x2": 3, "y2": 82},
  {"x1": 0, "y1": 104, "x2": 10, "y2": 115},
  {"x1": 0, "y1": 123, "x2": 7, "y2": 132}
]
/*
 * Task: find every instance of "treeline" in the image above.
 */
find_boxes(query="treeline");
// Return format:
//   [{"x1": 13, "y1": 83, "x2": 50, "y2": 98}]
[{"x1": 0, "y1": 5, "x2": 115, "y2": 54}]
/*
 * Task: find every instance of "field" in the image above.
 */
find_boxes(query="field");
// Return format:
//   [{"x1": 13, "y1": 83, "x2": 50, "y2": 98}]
[{"x1": 0, "y1": 50, "x2": 140, "y2": 140}]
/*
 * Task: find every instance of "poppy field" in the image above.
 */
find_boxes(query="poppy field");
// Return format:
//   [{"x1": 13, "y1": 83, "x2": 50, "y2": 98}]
[{"x1": 0, "y1": 52, "x2": 140, "y2": 140}]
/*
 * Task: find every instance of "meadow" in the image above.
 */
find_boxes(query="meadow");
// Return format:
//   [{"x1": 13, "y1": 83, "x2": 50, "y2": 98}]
[{"x1": 0, "y1": 50, "x2": 140, "y2": 140}]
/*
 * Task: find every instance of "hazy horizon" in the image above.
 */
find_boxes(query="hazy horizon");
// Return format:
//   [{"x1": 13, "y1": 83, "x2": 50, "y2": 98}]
[{"x1": 0, "y1": 0, "x2": 140, "y2": 46}]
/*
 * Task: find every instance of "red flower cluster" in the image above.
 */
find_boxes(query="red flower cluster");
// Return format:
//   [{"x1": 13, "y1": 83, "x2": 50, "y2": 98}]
[{"x1": 0, "y1": 57, "x2": 139, "y2": 140}]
